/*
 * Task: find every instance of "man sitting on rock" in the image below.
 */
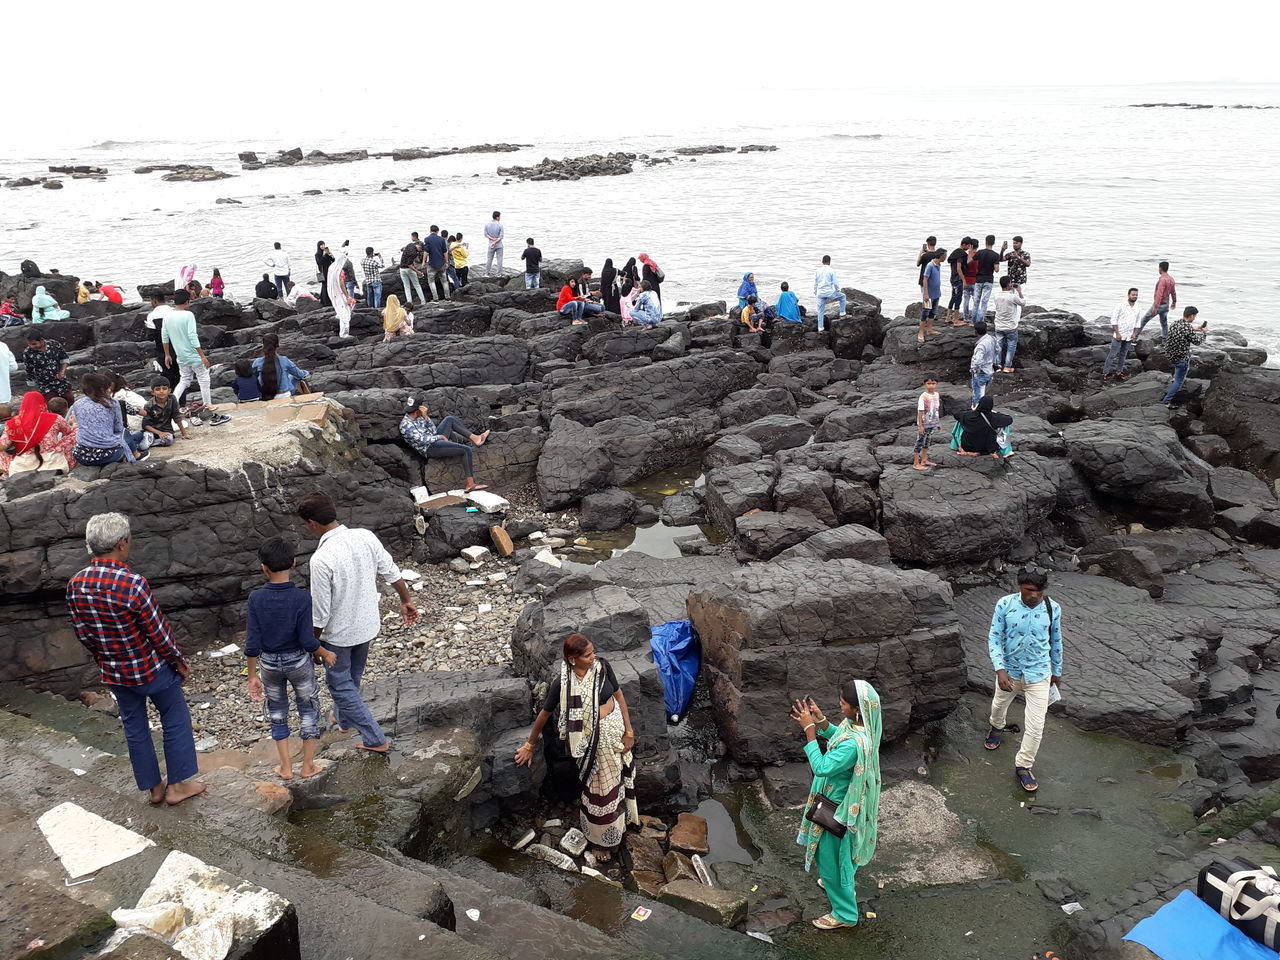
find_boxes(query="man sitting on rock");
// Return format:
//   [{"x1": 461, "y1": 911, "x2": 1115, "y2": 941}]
[
  {"x1": 255, "y1": 273, "x2": 278, "y2": 300},
  {"x1": 984, "y1": 568, "x2": 1063, "y2": 793},
  {"x1": 66, "y1": 512, "x2": 206, "y2": 805}
]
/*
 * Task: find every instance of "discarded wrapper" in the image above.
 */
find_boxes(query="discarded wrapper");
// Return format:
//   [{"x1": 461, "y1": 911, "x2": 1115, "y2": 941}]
[{"x1": 631, "y1": 907, "x2": 652, "y2": 921}]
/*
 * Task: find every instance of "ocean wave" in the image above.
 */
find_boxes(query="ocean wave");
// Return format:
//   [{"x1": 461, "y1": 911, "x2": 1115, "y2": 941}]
[
  {"x1": 826, "y1": 133, "x2": 884, "y2": 140},
  {"x1": 84, "y1": 139, "x2": 182, "y2": 150}
]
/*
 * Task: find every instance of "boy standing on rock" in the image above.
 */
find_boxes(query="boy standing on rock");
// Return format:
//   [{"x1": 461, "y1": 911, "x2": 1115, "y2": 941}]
[
  {"x1": 985, "y1": 569, "x2": 1063, "y2": 793},
  {"x1": 913, "y1": 377, "x2": 941, "y2": 470},
  {"x1": 245, "y1": 537, "x2": 336, "y2": 780}
]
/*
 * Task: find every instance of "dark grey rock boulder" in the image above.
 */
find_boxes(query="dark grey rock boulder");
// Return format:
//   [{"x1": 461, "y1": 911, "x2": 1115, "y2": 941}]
[
  {"x1": 661, "y1": 491, "x2": 706, "y2": 526},
  {"x1": 1209, "y1": 466, "x2": 1275, "y2": 510},
  {"x1": 510, "y1": 585, "x2": 652, "y2": 678},
  {"x1": 717, "y1": 387, "x2": 797, "y2": 426},
  {"x1": 776, "y1": 524, "x2": 893, "y2": 565},
  {"x1": 733, "y1": 509, "x2": 828, "y2": 561},
  {"x1": 703, "y1": 434, "x2": 763, "y2": 469},
  {"x1": 772, "y1": 466, "x2": 837, "y2": 526},
  {"x1": 1077, "y1": 541, "x2": 1165, "y2": 598},
  {"x1": 724, "y1": 414, "x2": 813, "y2": 454},
  {"x1": 702, "y1": 461, "x2": 779, "y2": 531},
  {"x1": 688, "y1": 559, "x2": 964, "y2": 764},
  {"x1": 578, "y1": 487, "x2": 639, "y2": 531},
  {"x1": 535, "y1": 416, "x2": 615, "y2": 509},
  {"x1": 1202, "y1": 366, "x2": 1280, "y2": 479}
]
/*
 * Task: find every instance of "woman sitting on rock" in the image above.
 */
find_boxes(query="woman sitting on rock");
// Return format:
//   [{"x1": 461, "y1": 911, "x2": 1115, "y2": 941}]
[
  {"x1": 956, "y1": 395, "x2": 1014, "y2": 460},
  {"x1": 252, "y1": 333, "x2": 310, "y2": 400},
  {"x1": 71, "y1": 371, "x2": 142, "y2": 466},
  {"x1": 556, "y1": 277, "x2": 604, "y2": 324},
  {"x1": 737, "y1": 271, "x2": 759, "y2": 309},
  {"x1": 399, "y1": 397, "x2": 489, "y2": 492},
  {"x1": 381, "y1": 295, "x2": 414, "y2": 341},
  {"x1": 629, "y1": 281, "x2": 663, "y2": 328},
  {"x1": 792, "y1": 680, "x2": 882, "y2": 931},
  {"x1": 0, "y1": 391, "x2": 76, "y2": 476},
  {"x1": 30, "y1": 286, "x2": 70, "y2": 323},
  {"x1": 514, "y1": 633, "x2": 639, "y2": 863}
]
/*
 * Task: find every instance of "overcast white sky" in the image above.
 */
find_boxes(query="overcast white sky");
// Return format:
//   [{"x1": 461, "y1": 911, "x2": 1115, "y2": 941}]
[{"x1": 10, "y1": 1, "x2": 1277, "y2": 146}]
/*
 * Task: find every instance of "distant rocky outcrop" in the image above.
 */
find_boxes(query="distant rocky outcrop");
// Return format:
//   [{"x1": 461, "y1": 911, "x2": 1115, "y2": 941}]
[
  {"x1": 134, "y1": 164, "x2": 233, "y2": 181},
  {"x1": 378, "y1": 143, "x2": 528, "y2": 161},
  {"x1": 238, "y1": 147, "x2": 369, "y2": 170},
  {"x1": 497, "y1": 153, "x2": 636, "y2": 181}
]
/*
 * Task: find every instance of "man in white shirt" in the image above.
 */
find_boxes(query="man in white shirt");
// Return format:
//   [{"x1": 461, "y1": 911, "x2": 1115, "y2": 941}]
[
  {"x1": 812, "y1": 255, "x2": 847, "y2": 332},
  {"x1": 145, "y1": 293, "x2": 176, "y2": 386},
  {"x1": 297, "y1": 492, "x2": 419, "y2": 752},
  {"x1": 1103, "y1": 287, "x2": 1141, "y2": 384},
  {"x1": 991, "y1": 277, "x2": 1027, "y2": 373},
  {"x1": 484, "y1": 211, "x2": 505, "y2": 276},
  {"x1": 265, "y1": 242, "x2": 292, "y2": 297}
]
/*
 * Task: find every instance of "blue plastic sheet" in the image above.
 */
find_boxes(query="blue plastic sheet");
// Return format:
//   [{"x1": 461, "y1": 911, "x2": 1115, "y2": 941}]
[
  {"x1": 649, "y1": 620, "x2": 700, "y2": 722},
  {"x1": 1125, "y1": 890, "x2": 1280, "y2": 960}
]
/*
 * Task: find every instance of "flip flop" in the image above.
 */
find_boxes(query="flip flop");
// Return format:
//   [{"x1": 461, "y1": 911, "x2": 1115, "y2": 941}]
[
  {"x1": 813, "y1": 913, "x2": 853, "y2": 930},
  {"x1": 465, "y1": 483, "x2": 489, "y2": 492},
  {"x1": 1015, "y1": 767, "x2": 1038, "y2": 791},
  {"x1": 984, "y1": 726, "x2": 1003, "y2": 750}
]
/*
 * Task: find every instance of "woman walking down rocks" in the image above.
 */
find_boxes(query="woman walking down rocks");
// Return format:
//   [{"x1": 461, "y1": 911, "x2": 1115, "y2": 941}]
[
  {"x1": 639, "y1": 252, "x2": 664, "y2": 306},
  {"x1": 253, "y1": 333, "x2": 310, "y2": 400},
  {"x1": 792, "y1": 679, "x2": 882, "y2": 931},
  {"x1": 399, "y1": 397, "x2": 490, "y2": 492},
  {"x1": 71, "y1": 371, "x2": 143, "y2": 467},
  {"x1": 514, "y1": 633, "x2": 639, "y2": 863},
  {"x1": 382, "y1": 294, "x2": 414, "y2": 341},
  {"x1": 315, "y1": 241, "x2": 334, "y2": 307},
  {"x1": 601, "y1": 258, "x2": 621, "y2": 314}
]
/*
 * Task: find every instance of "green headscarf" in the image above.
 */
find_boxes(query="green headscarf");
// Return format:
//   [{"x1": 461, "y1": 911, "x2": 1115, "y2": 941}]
[{"x1": 797, "y1": 679, "x2": 883, "y2": 885}]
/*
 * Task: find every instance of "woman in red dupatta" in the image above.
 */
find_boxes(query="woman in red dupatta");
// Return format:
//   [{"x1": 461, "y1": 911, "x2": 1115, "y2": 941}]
[{"x1": 0, "y1": 391, "x2": 75, "y2": 475}]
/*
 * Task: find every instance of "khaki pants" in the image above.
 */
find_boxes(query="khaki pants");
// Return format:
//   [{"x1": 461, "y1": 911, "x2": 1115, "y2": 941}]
[{"x1": 989, "y1": 676, "x2": 1052, "y2": 769}]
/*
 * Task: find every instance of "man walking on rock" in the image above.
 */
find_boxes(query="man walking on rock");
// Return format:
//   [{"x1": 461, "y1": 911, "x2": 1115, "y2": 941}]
[
  {"x1": 1103, "y1": 287, "x2": 1141, "y2": 384},
  {"x1": 399, "y1": 234, "x2": 426, "y2": 307},
  {"x1": 969, "y1": 321, "x2": 999, "y2": 408},
  {"x1": 985, "y1": 569, "x2": 1062, "y2": 793},
  {"x1": 813, "y1": 255, "x2": 847, "y2": 332},
  {"x1": 66, "y1": 512, "x2": 206, "y2": 805},
  {"x1": 1138, "y1": 260, "x2": 1177, "y2": 340},
  {"x1": 424, "y1": 226, "x2": 451, "y2": 302},
  {"x1": 1162, "y1": 306, "x2": 1208, "y2": 407},
  {"x1": 297, "y1": 492, "x2": 419, "y2": 752},
  {"x1": 265, "y1": 242, "x2": 292, "y2": 297}
]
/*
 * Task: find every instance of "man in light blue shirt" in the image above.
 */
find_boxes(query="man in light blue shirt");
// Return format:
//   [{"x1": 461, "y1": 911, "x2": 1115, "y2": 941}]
[
  {"x1": 984, "y1": 569, "x2": 1063, "y2": 792},
  {"x1": 969, "y1": 321, "x2": 999, "y2": 409},
  {"x1": 812, "y1": 255, "x2": 847, "y2": 332}
]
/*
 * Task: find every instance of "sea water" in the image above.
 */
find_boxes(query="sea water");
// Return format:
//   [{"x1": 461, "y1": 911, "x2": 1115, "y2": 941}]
[{"x1": 2, "y1": 82, "x2": 1276, "y2": 363}]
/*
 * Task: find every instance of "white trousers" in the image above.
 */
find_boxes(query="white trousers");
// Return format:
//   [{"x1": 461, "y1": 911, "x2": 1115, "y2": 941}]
[{"x1": 989, "y1": 676, "x2": 1051, "y2": 769}]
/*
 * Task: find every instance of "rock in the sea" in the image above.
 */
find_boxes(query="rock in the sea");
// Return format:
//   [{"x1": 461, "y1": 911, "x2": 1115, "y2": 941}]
[{"x1": 497, "y1": 153, "x2": 636, "y2": 180}]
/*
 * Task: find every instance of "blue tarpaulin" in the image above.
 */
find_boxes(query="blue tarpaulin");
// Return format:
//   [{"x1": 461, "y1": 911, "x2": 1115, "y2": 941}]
[
  {"x1": 649, "y1": 620, "x2": 700, "y2": 722},
  {"x1": 1125, "y1": 890, "x2": 1280, "y2": 960}
]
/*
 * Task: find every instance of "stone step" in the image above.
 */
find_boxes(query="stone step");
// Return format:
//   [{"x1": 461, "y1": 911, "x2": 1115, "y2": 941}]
[
  {"x1": 0, "y1": 705, "x2": 666, "y2": 960},
  {"x1": 0, "y1": 709, "x2": 500, "y2": 960}
]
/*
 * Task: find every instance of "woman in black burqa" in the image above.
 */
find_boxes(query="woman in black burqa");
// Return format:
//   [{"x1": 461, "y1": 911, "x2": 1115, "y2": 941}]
[
  {"x1": 600, "y1": 259, "x2": 620, "y2": 314},
  {"x1": 315, "y1": 241, "x2": 334, "y2": 307},
  {"x1": 957, "y1": 395, "x2": 1013, "y2": 459}
]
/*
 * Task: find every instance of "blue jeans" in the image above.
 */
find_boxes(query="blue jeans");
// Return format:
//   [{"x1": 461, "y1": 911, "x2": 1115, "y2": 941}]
[
  {"x1": 399, "y1": 268, "x2": 425, "y2": 305},
  {"x1": 1163, "y1": 361, "x2": 1190, "y2": 404},
  {"x1": 914, "y1": 425, "x2": 936, "y2": 454},
  {"x1": 365, "y1": 281, "x2": 383, "y2": 308},
  {"x1": 998, "y1": 330, "x2": 1019, "y2": 368},
  {"x1": 970, "y1": 371, "x2": 993, "y2": 408},
  {"x1": 560, "y1": 301, "x2": 604, "y2": 322},
  {"x1": 126, "y1": 430, "x2": 152, "y2": 453},
  {"x1": 345, "y1": 280, "x2": 357, "y2": 301},
  {"x1": 524, "y1": 272, "x2": 540, "y2": 289},
  {"x1": 1139, "y1": 303, "x2": 1169, "y2": 338},
  {"x1": 962, "y1": 284, "x2": 975, "y2": 321},
  {"x1": 321, "y1": 640, "x2": 386, "y2": 748},
  {"x1": 971, "y1": 282, "x2": 994, "y2": 323},
  {"x1": 274, "y1": 274, "x2": 292, "y2": 294},
  {"x1": 260, "y1": 650, "x2": 322, "y2": 741},
  {"x1": 815, "y1": 293, "x2": 847, "y2": 331},
  {"x1": 948, "y1": 278, "x2": 964, "y2": 312},
  {"x1": 1103, "y1": 338, "x2": 1133, "y2": 376},
  {"x1": 111, "y1": 663, "x2": 198, "y2": 791}
]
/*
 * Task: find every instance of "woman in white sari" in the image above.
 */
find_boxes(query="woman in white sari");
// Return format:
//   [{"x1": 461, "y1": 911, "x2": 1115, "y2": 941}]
[{"x1": 327, "y1": 250, "x2": 356, "y2": 338}]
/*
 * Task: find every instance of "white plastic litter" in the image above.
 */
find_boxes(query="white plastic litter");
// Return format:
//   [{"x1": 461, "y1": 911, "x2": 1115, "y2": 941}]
[
  {"x1": 399, "y1": 568, "x2": 421, "y2": 581},
  {"x1": 1061, "y1": 902, "x2": 1084, "y2": 915},
  {"x1": 206, "y1": 643, "x2": 240, "y2": 658},
  {"x1": 465, "y1": 909, "x2": 481, "y2": 922},
  {"x1": 465, "y1": 490, "x2": 510, "y2": 514}
]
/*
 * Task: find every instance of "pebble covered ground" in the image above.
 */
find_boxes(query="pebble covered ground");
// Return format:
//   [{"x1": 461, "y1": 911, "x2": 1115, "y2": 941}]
[{"x1": 181, "y1": 485, "x2": 582, "y2": 750}]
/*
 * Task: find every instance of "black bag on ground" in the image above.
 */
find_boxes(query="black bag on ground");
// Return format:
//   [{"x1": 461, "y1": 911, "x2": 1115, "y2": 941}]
[{"x1": 1197, "y1": 856, "x2": 1280, "y2": 950}]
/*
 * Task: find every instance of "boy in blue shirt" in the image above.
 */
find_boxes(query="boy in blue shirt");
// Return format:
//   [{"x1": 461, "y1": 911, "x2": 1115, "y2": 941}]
[
  {"x1": 984, "y1": 568, "x2": 1063, "y2": 793},
  {"x1": 918, "y1": 248, "x2": 945, "y2": 343},
  {"x1": 233, "y1": 360, "x2": 262, "y2": 402},
  {"x1": 245, "y1": 538, "x2": 335, "y2": 780}
]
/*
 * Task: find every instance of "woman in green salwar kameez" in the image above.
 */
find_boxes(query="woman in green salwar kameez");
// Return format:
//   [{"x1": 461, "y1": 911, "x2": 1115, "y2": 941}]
[{"x1": 791, "y1": 679, "x2": 883, "y2": 931}]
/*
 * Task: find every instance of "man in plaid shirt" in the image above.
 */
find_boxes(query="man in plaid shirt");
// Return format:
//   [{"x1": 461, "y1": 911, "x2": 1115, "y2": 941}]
[
  {"x1": 66, "y1": 512, "x2": 206, "y2": 805},
  {"x1": 360, "y1": 246, "x2": 384, "y2": 308}
]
